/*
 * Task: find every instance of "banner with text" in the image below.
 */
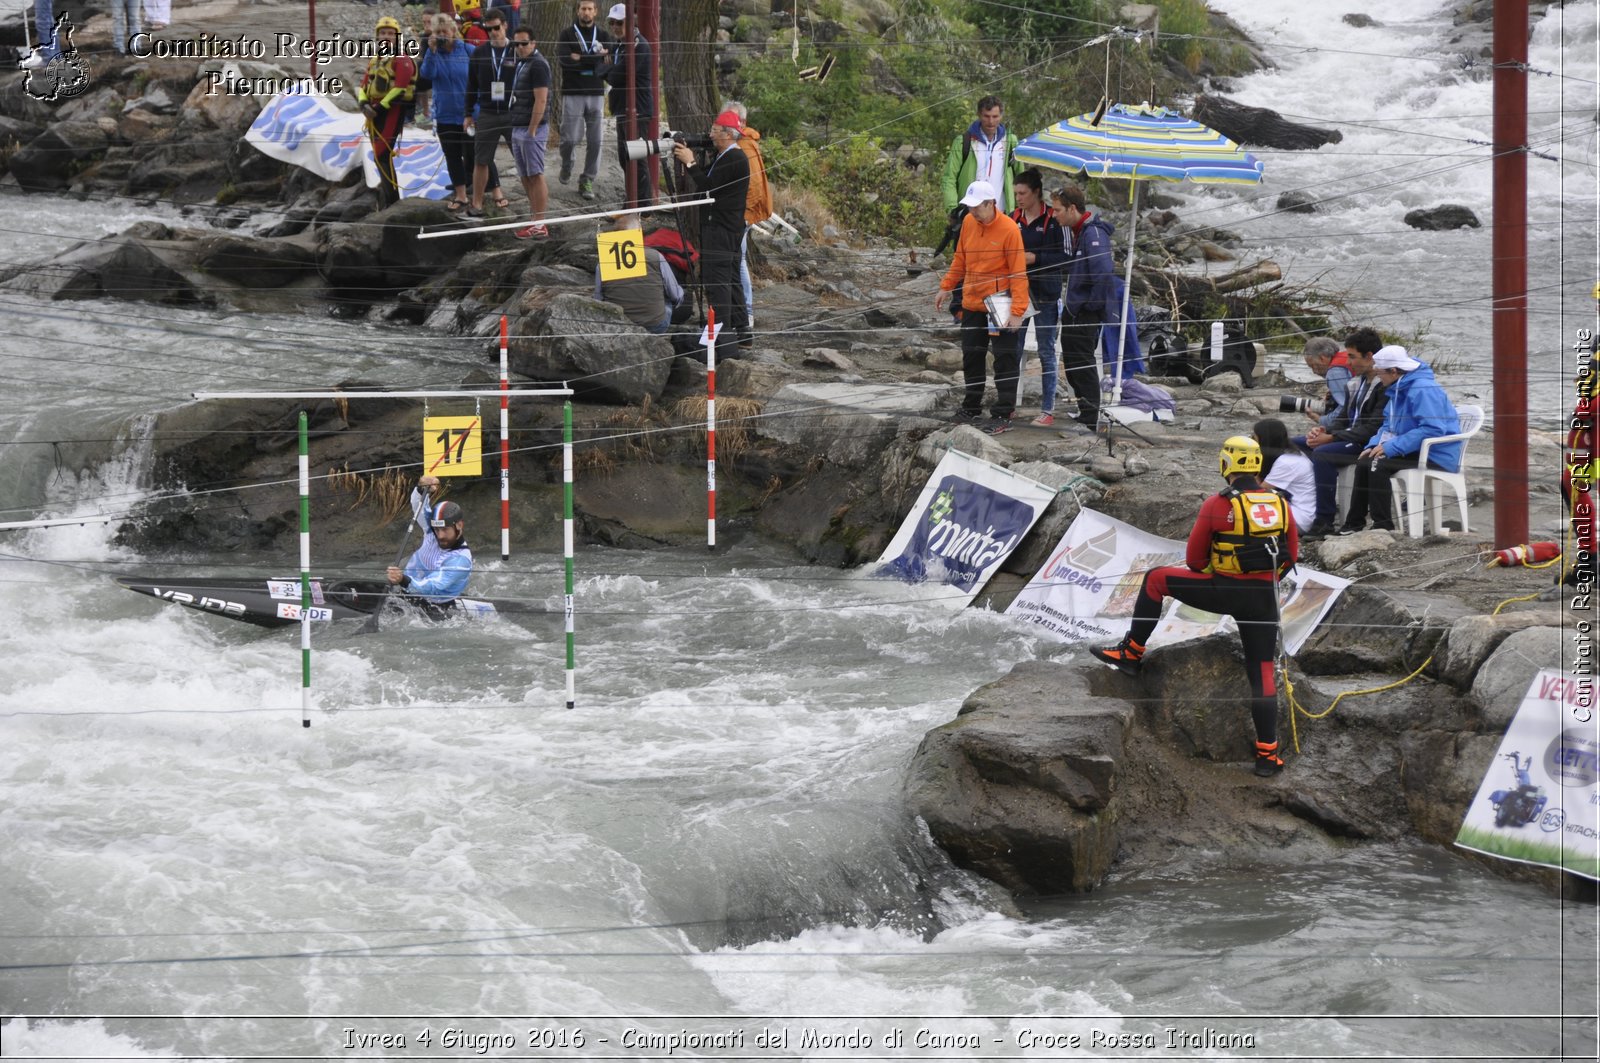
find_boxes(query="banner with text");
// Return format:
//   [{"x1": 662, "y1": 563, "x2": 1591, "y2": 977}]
[
  {"x1": 1006, "y1": 508, "x2": 1349, "y2": 653},
  {"x1": 247, "y1": 88, "x2": 449, "y2": 198},
  {"x1": 1455, "y1": 670, "x2": 1599, "y2": 882},
  {"x1": 875, "y1": 450, "x2": 1057, "y2": 607}
]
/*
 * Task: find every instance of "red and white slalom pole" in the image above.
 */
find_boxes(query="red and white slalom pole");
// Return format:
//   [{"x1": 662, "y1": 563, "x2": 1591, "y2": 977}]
[
  {"x1": 705, "y1": 307, "x2": 717, "y2": 550},
  {"x1": 499, "y1": 314, "x2": 511, "y2": 561}
]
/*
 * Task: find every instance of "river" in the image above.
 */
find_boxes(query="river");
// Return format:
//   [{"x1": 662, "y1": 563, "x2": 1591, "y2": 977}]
[{"x1": 1, "y1": 0, "x2": 1596, "y2": 1058}]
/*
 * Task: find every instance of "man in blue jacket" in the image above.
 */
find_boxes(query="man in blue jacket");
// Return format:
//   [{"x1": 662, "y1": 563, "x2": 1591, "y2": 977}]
[
  {"x1": 1340, "y1": 346, "x2": 1461, "y2": 534},
  {"x1": 1054, "y1": 184, "x2": 1115, "y2": 427}
]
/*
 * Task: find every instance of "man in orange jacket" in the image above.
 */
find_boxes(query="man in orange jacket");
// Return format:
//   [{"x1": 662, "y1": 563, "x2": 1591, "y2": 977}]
[{"x1": 935, "y1": 180, "x2": 1030, "y2": 434}]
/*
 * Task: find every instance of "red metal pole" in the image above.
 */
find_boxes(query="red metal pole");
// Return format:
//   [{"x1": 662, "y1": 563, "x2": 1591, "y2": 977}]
[
  {"x1": 623, "y1": 8, "x2": 637, "y2": 208},
  {"x1": 308, "y1": 0, "x2": 318, "y2": 81},
  {"x1": 641, "y1": 0, "x2": 660, "y2": 196},
  {"x1": 1492, "y1": 0, "x2": 1529, "y2": 547}
]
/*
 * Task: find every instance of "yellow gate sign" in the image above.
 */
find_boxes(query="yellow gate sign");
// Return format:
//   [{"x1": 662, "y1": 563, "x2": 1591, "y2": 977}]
[
  {"x1": 596, "y1": 228, "x2": 646, "y2": 281},
  {"x1": 423, "y1": 415, "x2": 482, "y2": 477}
]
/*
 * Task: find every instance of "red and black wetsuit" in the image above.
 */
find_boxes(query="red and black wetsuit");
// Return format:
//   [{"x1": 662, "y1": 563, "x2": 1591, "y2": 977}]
[
  {"x1": 360, "y1": 51, "x2": 418, "y2": 208},
  {"x1": 1125, "y1": 474, "x2": 1300, "y2": 745}
]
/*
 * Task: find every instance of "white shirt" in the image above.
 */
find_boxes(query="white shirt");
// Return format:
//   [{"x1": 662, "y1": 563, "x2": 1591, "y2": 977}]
[{"x1": 1265, "y1": 451, "x2": 1317, "y2": 532}]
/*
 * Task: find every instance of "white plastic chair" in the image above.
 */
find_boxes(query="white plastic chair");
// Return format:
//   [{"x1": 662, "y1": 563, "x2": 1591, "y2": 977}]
[{"x1": 1389, "y1": 404, "x2": 1485, "y2": 536}]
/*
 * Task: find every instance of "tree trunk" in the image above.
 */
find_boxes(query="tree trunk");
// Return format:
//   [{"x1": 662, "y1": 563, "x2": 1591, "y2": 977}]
[{"x1": 661, "y1": 0, "x2": 719, "y2": 132}]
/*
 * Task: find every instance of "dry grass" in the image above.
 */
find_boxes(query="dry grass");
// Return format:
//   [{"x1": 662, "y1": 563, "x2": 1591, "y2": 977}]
[
  {"x1": 671, "y1": 396, "x2": 765, "y2": 464},
  {"x1": 327, "y1": 464, "x2": 414, "y2": 522},
  {"x1": 773, "y1": 187, "x2": 838, "y2": 247}
]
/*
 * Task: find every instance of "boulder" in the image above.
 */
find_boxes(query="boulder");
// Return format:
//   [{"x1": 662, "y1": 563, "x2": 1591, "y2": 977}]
[
  {"x1": 376, "y1": 198, "x2": 484, "y2": 285},
  {"x1": 1470, "y1": 627, "x2": 1567, "y2": 725},
  {"x1": 0, "y1": 238, "x2": 206, "y2": 305},
  {"x1": 1295, "y1": 585, "x2": 1471, "y2": 676},
  {"x1": 759, "y1": 382, "x2": 944, "y2": 467},
  {"x1": 915, "y1": 424, "x2": 1010, "y2": 468},
  {"x1": 195, "y1": 233, "x2": 319, "y2": 288},
  {"x1": 0, "y1": 114, "x2": 45, "y2": 149},
  {"x1": 1432, "y1": 609, "x2": 1567, "y2": 688},
  {"x1": 802, "y1": 347, "x2": 854, "y2": 371},
  {"x1": 715, "y1": 359, "x2": 798, "y2": 399},
  {"x1": 509, "y1": 292, "x2": 673, "y2": 405},
  {"x1": 904, "y1": 660, "x2": 1133, "y2": 894},
  {"x1": 6, "y1": 120, "x2": 109, "y2": 191},
  {"x1": 1277, "y1": 191, "x2": 1318, "y2": 214},
  {"x1": 1405, "y1": 205, "x2": 1481, "y2": 230},
  {"x1": 1343, "y1": 12, "x2": 1381, "y2": 26},
  {"x1": 1193, "y1": 93, "x2": 1343, "y2": 150}
]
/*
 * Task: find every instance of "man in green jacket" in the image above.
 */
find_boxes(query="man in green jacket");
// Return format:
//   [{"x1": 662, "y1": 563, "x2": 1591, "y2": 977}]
[{"x1": 941, "y1": 96, "x2": 1021, "y2": 215}]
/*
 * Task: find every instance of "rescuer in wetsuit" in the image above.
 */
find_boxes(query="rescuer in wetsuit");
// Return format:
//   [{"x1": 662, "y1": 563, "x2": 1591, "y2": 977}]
[
  {"x1": 359, "y1": 16, "x2": 418, "y2": 209},
  {"x1": 1091, "y1": 436, "x2": 1300, "y2": 777}
]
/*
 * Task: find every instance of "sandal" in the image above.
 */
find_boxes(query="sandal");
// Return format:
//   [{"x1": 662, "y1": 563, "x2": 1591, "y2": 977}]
[
  {"x1": 445, "y1": 198, "x2": 468, "y2": 213},
  {"x1": 492, "y1": 193, "x2": 511, "y2": 211}
]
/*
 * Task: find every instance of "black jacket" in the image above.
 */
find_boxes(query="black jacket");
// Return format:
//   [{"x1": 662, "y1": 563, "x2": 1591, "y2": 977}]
[
  {"x1": 465, "y1": 42, "x2": 515, "y2": 115},
  {"x1": 685, "y1": 144, "x2": 749, "y2": 237},
  {"x1": 1328, "y1": 374, "x2": 1390, "y2": 446},
  {"x1": 605, "y1": 32, "x2": 652, "y2": 122},
  {"x1": 556, "y1": 20, "x2": 612, "y2": 96}
]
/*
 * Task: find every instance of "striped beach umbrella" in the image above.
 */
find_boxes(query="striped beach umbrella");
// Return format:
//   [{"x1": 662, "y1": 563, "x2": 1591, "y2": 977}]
[{"x1": 1016, "y1": 103, "x2": 1264, "y2": 407}]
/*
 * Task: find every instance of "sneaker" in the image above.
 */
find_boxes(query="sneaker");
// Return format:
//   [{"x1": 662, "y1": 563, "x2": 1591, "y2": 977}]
[
  {"x1": 1304, "y1": 520, "x2": 1335, "y2": 539},
  {"x1": 984, "y1": 417, "x2": 1013, "y2": 436},
  {"x1": 462, "y1": 203, "x2": 484, "y2": 218},
  {"x1": 737, "y1": 329, "x2": 753, "y2": 350},
  {"x1": 1254, "y1": 740, "x2": 1285, "y2": 777},
  {"x1": 20, "y1": 47, "x2": 51, "y2": 70},
  {"x1": 1090, "y1": 637, "x2": 1144, "y2": 676},
  {"x1": 1370, "y1": 522, "x2": 1396, "y2": 532},
  {"x1": 1335, "y1": 523, "x2": 1363, "y2": 536},
  {"x1": 949, "y1": 409, "x2": 982, "y2": 424},
  {"x1": 1030, "y1": 412, "x2": 1055, "y2": 427},
  {"x1": 579, "y1": 176, "x2": 596, "y2": 201},
  {"x1": 513, "y1": 224, "x2": 549, "y2": 240}
]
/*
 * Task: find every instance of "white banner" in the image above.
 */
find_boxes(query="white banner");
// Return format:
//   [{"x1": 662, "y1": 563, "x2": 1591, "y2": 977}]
[
  {"x1": 1456, "y1": 670, "x2": 1600, "y2": 882},
  {"x1": 875, "y1": 450, "x2": 1058, "y2": 608},
  {"x1": 1006, "y1": 508, "x2": 1349, "y2": 653},
  {"x1": 247, "y1": 88, "x2": 450, "y2": 199}
]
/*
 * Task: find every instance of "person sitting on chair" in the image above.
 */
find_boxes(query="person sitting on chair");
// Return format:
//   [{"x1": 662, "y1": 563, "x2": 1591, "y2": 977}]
[{"x1": 1340, "y1": 346, "x2": 1461, "y2": 534}]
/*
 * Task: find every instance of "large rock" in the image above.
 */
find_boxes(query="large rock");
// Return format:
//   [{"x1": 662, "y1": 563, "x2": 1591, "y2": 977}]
[
  {"x1": 0, "y1": 238, "x2": 206, "y2": 305},
  {"x1": 1405, "y1": 205, "x2": 1481, "y2": 230},
  {"x1": 509, "y1": 292, "x2": 673, "y2": 405},
  {"x1": 1470, "y1": 627, "x2": 1567, "y2": 725},
  {"x1": 6, "y1": 120, "x2": 109, "y2": 191},
  {"x1": 1193, "y1": 93, "x2": 1343, "y2": 150},
  {"x1": 1296, "y1": 586, "x2": 1471, "y2": 677},
  {"x1": 904, "y1": 660, "x2": 1132, "y2": 894},
  {"x1": 377, "y1": 198, "x2": 484, "y2": 285},
  {"x1": 1432, "y1": 609, "x2": 1567, "y2": 689},
  {"x1": 195, "y1": 233, "x2": 319, "y2": 288},
  {"x1": 758, "y1": 382, "x2": 944, "y2": 467}
]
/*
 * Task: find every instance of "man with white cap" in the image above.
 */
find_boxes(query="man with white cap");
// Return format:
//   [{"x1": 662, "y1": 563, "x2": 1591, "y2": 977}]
[
  {"x1": 1339, "y1": 345, "x2": 1462, "y2": 534},
  {"x1": 934, "y1": 179, "x2": 1029, "y2": 433},
  {"x1": 605, "y1": 3, "x2": 655, "y2": 208}
]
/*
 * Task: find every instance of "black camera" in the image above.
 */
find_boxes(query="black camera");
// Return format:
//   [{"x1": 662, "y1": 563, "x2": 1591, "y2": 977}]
[
  {"x1": 1278, "y1": 394, "x2": 1326, "y2": 416},
  {"x1": 623, "y1": 130, "x2": 713, "y2": 162}
]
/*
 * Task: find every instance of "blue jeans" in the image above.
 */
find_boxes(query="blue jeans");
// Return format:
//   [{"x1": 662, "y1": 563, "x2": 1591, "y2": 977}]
[
  {"x1": 34, "y1": 0, "x2": 58, "y2": 58},
  {"x1": 1017, "y1": 298, "x2": 1060, "y2": 413},
  {"x1": 109, "y1": 0, "x2": 140, "y2": 52}
]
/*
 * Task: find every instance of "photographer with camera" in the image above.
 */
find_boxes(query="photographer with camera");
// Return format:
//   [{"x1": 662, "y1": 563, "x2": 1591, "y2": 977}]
[
  {"x1": 1298, "y1": 328, "x2": 1389, "y2": 537},
  {"x1": 1295, "y1": 337, "x2": 1352, "y2": 428},
  {"x1": 672, "y1": 111, "x2": 751, "y2": 357}
]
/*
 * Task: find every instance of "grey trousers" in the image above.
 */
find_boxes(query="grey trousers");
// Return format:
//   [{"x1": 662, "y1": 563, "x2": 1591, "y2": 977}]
[{"x1": 558, "y1": 93, "x2": 604, "y2": 180}]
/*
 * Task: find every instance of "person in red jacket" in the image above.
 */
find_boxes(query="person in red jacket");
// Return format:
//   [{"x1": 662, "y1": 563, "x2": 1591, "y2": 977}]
[
  {"x1": 934, "y1": 179, "x2": 1030, "y2": 434},
  {"x1": 1092, "y1": 436, "x2": 1300, "y2": 777}
]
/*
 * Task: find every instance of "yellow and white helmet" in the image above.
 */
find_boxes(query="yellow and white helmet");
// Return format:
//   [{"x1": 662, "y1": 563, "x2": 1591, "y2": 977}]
[
  {"x1": 375, "y1": 15, "x2": 402, "y2": 33},
  {"x1": 1219, "y1": 435, "x2": 1263, "y2": 477}
]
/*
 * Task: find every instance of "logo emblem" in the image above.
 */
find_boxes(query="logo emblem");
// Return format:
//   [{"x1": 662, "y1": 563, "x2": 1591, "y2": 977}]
[
  {"x1": 1249, "y1": 501, "x2": 1277, "y2": 527},
  {"x1": 22, "y1": 12, "x2": 92, "y2": 102}
]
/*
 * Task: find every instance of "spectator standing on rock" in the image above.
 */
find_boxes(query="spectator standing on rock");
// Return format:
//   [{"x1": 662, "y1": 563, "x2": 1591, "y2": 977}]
[
  {"x1": 359, "y1": 16, "x2": 418, "y2": 209},
  {"x1": 421, "y1": 16, "x2": 504, "y2": 214},
  {"x1": 1299, "y1": 328, "x2": 1388, "y2": 537},
  {"x1": 594, "y1": 213, "x2": 683, "y2": 334},
  {"x1": 934, "y1": 179, "x2": 1029, "y2": 434},
  {"x1": 17, "y1": 0, "x2": 59, "y2": 69},
  {"x1": 941, "y1": 96, "x2": 1019, "y2": 215},
  {"x1": 724, "y1": 99, "x2": 771, "y2": 348},
  {"x1": 508, "y1": 26, "x2": 552, "y2": 239},
  {"x1": 463, "y1": 11, "x2": 517, "y2": 217},
  {"x1": 606, "y1": 3, "x2": 655, "y2": 209},
  {"x1": 1301, "y1": 336, "x2": 1352, "y2": 429},
  {"x1": 1092, "y1": 436, "x2": 1299, "y2": 778},
  {"x1": 1053, "y1": 183, "x2": 1111, "y2": 427},
  {"x1": 557, "y1": 0, "x2": 613, "y2": 202},
  {"x1": 672, "y1": 110, "x2": 751, "y2": 359},
  {"x1": 1341, "y1": 346, "x2": 1462, "y2": 534},
  {"x1": 1010, "y1": 168, "x2": 1065, "y2": 427}
]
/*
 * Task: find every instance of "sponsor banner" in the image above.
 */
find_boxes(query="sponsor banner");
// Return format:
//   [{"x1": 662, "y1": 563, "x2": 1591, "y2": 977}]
[
  {"x1": 247, "y1": 88, "x2": 449, "y2": 198},
  {"x1": 1007, "y1": 508, "x2": 1348, "y2": 651},
  {"x1": 876, "y1": 450, "x2": 1057, "y2": 607},
  {"x1": 276, "y1": 603, "x2": 334, "y2": 622},
  {"x1": 1456, "y1": 670, "x2": 1600, "y2": 882}
]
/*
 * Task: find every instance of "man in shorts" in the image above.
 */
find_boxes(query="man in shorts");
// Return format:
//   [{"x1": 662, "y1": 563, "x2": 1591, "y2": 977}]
[
  {"x1": 509, "y1": 25, "x2": 551, "y2": 238},
  {"x1": 463, "y1": 10, "x2": 516, "y2": 216}
]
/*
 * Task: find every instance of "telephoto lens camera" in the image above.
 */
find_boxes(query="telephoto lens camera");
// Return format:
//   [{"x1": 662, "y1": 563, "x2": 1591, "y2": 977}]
[
  {"x1": 623, "y1": 130, "x2": 713, "y2": 162},
  {"x1": 1278, "y1": 394, "x2": 1326, "y2": 416}
]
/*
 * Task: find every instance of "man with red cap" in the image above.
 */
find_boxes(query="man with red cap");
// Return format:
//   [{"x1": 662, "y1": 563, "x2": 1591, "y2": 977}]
[{"x1": 673, "y1": 110, "x2": 751, "y2": 357}]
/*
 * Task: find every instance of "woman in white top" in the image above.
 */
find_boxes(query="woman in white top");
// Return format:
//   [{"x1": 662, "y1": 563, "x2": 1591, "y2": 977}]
[{"x1": 1254, "y1": 417, "x2": 1317, "y2": 532}]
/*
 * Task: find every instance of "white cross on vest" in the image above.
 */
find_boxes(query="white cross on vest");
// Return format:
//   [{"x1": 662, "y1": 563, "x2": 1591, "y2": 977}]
[{"x1": 1250, "y1": 501, "x2": 1278, "y2": 527}]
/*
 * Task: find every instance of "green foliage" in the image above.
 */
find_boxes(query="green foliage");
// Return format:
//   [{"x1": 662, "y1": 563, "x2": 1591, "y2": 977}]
[
  {"x1": 961, "y1": 0, "x2": 1101, "y2": 66},
  {"x1": 764, "y1": 133, "x2": 944, "y2": 246},
  {"x1": 1153, "y1": 0, "x2": 1254, "y2": 76}
]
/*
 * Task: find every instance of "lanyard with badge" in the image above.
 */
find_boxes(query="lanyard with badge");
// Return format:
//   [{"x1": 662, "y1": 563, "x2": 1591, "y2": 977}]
[
  {"x1": 573, "y1": 23, "x2": 601, "y2": 75},
  {"x1": 489, "y1": 45, "x2": 509, "y2": 104}
]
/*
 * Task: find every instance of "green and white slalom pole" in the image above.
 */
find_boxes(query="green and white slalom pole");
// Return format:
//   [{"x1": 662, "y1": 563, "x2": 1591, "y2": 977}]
[
  {"x1": 563, "y1": 399, "x2": 575, "y2": 709},
  {"x1": 298, "y1": 411, "x2": 312, "y2": 728}
]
